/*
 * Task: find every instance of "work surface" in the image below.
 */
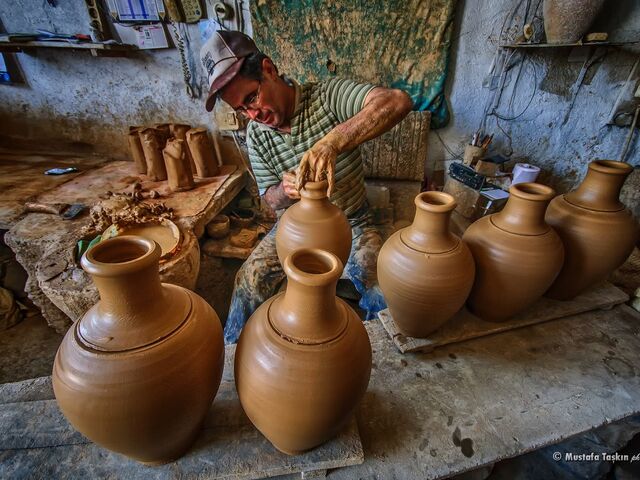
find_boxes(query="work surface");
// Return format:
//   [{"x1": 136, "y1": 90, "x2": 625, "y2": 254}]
[{"x1": 2, "y1": 305, "x2": 640, "y2": 479}]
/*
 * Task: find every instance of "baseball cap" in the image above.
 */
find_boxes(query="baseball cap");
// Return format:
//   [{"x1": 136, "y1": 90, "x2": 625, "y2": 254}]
[{"x1": 200, "y1": 30, "x2": 260, "y2": 112}]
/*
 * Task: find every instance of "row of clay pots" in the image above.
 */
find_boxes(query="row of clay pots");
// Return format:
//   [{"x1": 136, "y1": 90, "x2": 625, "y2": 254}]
[
  {"x1": 127, "y1": 124, "x2": 220, "y2": 191},
  {"x1": 52, "y1": 235, "x2": 370, "y2": 463},
  {"x1": 378, "y1": 160, "x2": 638, "y2": 338}
]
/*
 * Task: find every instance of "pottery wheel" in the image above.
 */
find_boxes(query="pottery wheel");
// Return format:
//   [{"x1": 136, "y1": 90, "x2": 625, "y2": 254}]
[{"x1": 105, "y1": 220, "x2": 182, "y2": 260}]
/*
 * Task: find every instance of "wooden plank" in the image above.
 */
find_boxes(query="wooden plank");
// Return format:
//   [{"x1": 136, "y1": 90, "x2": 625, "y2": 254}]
[
  {"x1": 0, "y1": 346, "x2": 364, "y2": 480},
  {"x1": 379, "y1": 281, "x2": 629, "y2": 354},
  {"x1": 327, "y1": 305, "x2": 640, "y2": 479}
]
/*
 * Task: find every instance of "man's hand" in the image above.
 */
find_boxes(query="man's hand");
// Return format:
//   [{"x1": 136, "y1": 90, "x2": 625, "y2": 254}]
[
  {"x1": 282, "y1": 171, "x2": 300, "y2": 199},
  {"x1": 296, "y1": 131, "x2": 345, "y2": 197}
]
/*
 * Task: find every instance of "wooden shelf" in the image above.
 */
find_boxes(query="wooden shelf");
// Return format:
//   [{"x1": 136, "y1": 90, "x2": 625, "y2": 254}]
[
  {"x1": 500, "y1": 40, "x2": 638, "y2": 49},
  {"x1": 0, "y1": 40, "x2": 138, "y2": 57}
]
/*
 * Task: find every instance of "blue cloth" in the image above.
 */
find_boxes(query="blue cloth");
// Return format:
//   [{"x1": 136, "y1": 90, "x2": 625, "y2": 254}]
[{"x1": 224, "y1": 205, "x2": 386, "y2": 344}]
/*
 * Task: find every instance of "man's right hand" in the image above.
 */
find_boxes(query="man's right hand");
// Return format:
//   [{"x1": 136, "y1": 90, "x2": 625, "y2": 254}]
[{"x1": 282, "y1": 171, "x2": 300, "y2": 199}]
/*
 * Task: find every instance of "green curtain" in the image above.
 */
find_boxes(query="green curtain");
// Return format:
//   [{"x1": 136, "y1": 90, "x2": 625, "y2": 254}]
[{"x1": 250, "y1": 0, "x2": 457, "y2": 128}]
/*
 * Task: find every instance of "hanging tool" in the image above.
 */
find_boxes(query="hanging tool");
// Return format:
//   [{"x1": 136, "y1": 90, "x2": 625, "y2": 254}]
[{"x1": 562, "y1": 46, "x2": 607, "y2": 125}]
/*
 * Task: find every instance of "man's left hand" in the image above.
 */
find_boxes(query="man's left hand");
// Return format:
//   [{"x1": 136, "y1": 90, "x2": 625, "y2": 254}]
[{"x1": 296, "y1": 132, "x2": 343, "y2": 197}]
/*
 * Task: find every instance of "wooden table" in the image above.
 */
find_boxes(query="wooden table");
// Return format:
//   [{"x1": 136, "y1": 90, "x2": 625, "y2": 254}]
[
  {"x1": 2, "y1": 305, "x2": 640, "y2": 479},
  {"x1": 2, "y1": 153, "x2": 248, "y2": 332}
]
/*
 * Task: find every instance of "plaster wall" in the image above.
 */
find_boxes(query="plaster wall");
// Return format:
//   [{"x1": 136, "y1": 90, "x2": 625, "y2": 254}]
[{"x1": 430, "y1": 0, "x2": 640, "y2": 209}]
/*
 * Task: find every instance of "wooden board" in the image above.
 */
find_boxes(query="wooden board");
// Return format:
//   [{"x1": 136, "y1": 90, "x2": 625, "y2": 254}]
[
  {"x1": 379, "y1": 281, "x2": 629, "y2": 353},
  {"x1": 0, "y1": 345, "x2": 364, "y2": 480}
]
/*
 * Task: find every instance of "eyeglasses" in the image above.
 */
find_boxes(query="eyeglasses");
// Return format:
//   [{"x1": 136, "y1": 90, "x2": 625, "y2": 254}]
[{"x1": 234, "y1": 82, "x2": 262, "y2": 117}]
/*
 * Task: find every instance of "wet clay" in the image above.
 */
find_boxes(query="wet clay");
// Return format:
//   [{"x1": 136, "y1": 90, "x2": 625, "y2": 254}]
[
  {"x1": 276, "y1": 180, "x2": 352, "y2": 266},
  {"x1": 154, "y1": 123, "x2": 172, "y2": 147},
  {"x1": 52, "y1": 236, "x2": 225, "y2": 464},
  {"x1": 127, "y1": 128, "x2": 147, "y2": 175},
  {"x1": 462, "y1": 183, "x2": 564, "y2": 322},
  {"x1": 545, "y1": 160, "x2": 639, "y2": 300},
  {"x1": 186, "y1": 128, "x2": 219, "y2": 178},
  {"x1": 378, "y1": 192, "x2": 475, "y2": 337},
  {"x1": 170, "y1": 123, "x2": 197, "y2": 175},
  {"x1": 163, "y1": 138, "x2": 195, "y2": 192},
  {"x1": 235, "y1": 249, "x2": 372, "y2": 455},
  {"x1": 139, "y1": 128, "x2": 168, "y2": 181}
]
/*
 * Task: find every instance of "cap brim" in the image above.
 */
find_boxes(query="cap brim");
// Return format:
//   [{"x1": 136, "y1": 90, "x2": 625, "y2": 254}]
[{"x1": 205, "y1": 57, "x2": 246, "y2": 112}]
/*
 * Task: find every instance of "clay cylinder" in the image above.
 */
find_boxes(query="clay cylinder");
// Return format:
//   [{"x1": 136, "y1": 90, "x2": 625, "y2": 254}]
[
  {"x1": 462, "y1": 183, "x2": 565, "y2": 322},
  {"x1": 186, "y1": 128, "x2": 219, "y2": 177},
  {"x1": 139, "y1": 128, "x2": 168, "y2": 181},
  {"x1": 52, "y1": 236, "x2": 225, "y2": 464},
  {"x1": 378, "y1": 192, "x2": 475, "y2": 337},
  {"x1": 235, "y1": 248, "x2": 372, "y2": 455},
  {"x1": 154, "y1": 123, "x2": 172, "y2": 147},
  {"x1": 543, "y1": 0, "x2": 605, "y2": 44},
  {"x1": 171, "y1": 123, "x2": 197, "y2": 175},
  {"x1": 276, "y1": 180, "x2": 352, "y2": 266},
  {"x1": 545, "y1": 160, "x2": 639, "y2": 300},
  {"x1": 163, "y1": 138, "x2": 195, "y2": 192},
  {"x1": 126, "y1": 128, "x2": 147, "y2": 175}
]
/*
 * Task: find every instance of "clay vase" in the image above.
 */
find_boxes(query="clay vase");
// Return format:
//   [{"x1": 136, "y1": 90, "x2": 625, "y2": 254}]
[
  {"x1": 139, "y1": 127, "x2": 168, "y2": 181},
  {"x1": 126, "y1": 128, "x2": 147, "y2": 174},
  {"x1": 377, "y1": 192, "x2": 475, "y2": 337},
  {"x1": 462, "y1": 183, "x2": 564, "y2": 322},
  {"x1": 171, "y1": 123, "x2": 197, "y2": 175},
  {"x1": 276, "y1": 180, "x2": 352, "y2": 266},
  {"x1": 235, "y1": 248, "x2": 372, "y2": 455},
  {"x1": 186, "y1": 128, "x2": 219, "y2": 178},
  {"x1": 52, "y1": 236, "x2": 224, "y2": 464},
  {"x1": 543, "y1": 0, "x2": 605, "y2": 43},
  {"x1": 545, "y1": 160, "x2": 639, "y2": 300},
  {"x1": 163, "y1": 138, "x2": 195, "y2": 192}
]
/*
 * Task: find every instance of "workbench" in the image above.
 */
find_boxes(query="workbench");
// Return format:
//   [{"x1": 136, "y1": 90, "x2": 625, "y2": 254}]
[
  {"x1": 0, "y1": 152, "x2": 248, "y2": 332},
  {"x1": 1, "y1": 305, "x2": 640, "y2": 479}
]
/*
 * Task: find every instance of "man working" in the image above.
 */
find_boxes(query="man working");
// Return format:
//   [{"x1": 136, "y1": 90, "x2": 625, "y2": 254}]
[{"x1": 200, "y1": 30, "x2": 413, "y2": 343}]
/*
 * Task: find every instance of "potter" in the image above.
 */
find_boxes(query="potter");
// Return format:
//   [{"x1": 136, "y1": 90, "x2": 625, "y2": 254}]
[{"x1": 199, "y1": 30, "x2": 413, "y2": 344}]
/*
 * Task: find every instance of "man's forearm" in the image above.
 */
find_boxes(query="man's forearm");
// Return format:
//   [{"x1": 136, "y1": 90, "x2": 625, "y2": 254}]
[
  {"x1": 263, "y1": 181, "x2": 296, "y2": 211},
  {"x1": 329, "y1": 88, "x2": 413, "y2": 153}
]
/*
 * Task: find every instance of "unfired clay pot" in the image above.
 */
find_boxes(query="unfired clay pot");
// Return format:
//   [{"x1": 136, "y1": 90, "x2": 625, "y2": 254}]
[
  {"x1": 127, "y1": 128, "x2": 147, "y2": 174},
  {"x1": 186, "y1": 128, "x2": 219, "y2": 178},
  {"x1": 235, "y1": 248, "x2": 372, "y2": 455},
  {"x1": 545, "y1": 160, "x2": 639, "y2": 300},
  {"x1": 52, "y1": 236, "x2": 224, "y2": 464},
  {"x1": 543, "y1": 0, "x2": 605, "y2": 43},
  {"x1": 171, "y1": 123, "x2": 197, "y2": 175},
  {"x1": 163, "y1": 138, "x2": 195, "y2": 192},
  {"x1": 462, "y1": 183, "x2": 564, "y2": 322},
  {"x1": 377, "y1": 192, "x2": 475, "y2": 337},
  {"x1": 139, "y1": 127, "x2": 168, "y2": 181},
  {"x1": 276, "y1": 180, "x2": 352, "y2": 266}
]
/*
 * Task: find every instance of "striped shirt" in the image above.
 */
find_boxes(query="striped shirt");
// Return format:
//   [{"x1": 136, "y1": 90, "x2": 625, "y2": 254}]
[{"x1": 247, "y1": 77, "x2": 375, "y2": 217}]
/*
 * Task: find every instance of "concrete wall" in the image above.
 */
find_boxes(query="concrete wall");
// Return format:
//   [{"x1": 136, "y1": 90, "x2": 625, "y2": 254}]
[{"x1": 430, "y1": 0, "x2": 640, "y2": 209}]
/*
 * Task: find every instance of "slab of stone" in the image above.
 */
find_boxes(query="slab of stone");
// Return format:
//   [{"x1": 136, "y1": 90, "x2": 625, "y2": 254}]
[
  {"x1": 379, "y1": 281, "x2": 629, "y2": 353},
  {"x1": 0, "y1": 345, "x2": 364, "y2": 480}
]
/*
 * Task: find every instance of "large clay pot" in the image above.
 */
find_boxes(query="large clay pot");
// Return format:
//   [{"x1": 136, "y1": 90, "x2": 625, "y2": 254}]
[
  {"x1": 545, "y1": 160, "x2": 639, "y2": 300},
  {"x1": 276, "y1": 180, "x2": 352, "y2": 266},
  {"x1": 462, "y1": 183, "x2": 564, "y2": 322},
  {"x1": 543, "y1": 0, "x2": 605, "y2": 44},
  {"x1": 52, "y1": 236, "x2": 224, "y2": 464},
  {"x1": 235, "y1": 248, "x2": 371, "y2": 455},
  {"x1": 377, "y1": 191, "x2": 475, "y2": 337}
]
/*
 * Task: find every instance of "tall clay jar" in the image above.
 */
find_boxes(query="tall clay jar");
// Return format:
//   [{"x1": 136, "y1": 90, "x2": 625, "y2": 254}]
[
  {"x1": 462, "y1": 183, "x2": 564, "y2": 322},
  {"x1": 377, "y1": 192, "x2": 475, "y2": 337},
  {"x1": 127, "y1": 127, "x2": 147, "y2": 174},
  {"x1": 235, "y1": 248, "x2": 372, "y2": 455},
  {"x1": 545, "y1": 160, "x2": 639, "y2": 300},
  {"x1": 276, "y1": 180, "x2": 352, "y2": 266},
  {"x1": 139, "y1": 127, "x2": 168, "y2": 181},
  {"x1": 163, "y1": 138, "x2": 195, "y2": 192},
  {"x1": 52, "y1": 236, "x2": 225, "y2": 464},
  {"x1": 171, "y1": 123, "x2": 197, "y2": 175},
  {"x1": 186, "y1": 127, "x2": 219, "y2": 177}
]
